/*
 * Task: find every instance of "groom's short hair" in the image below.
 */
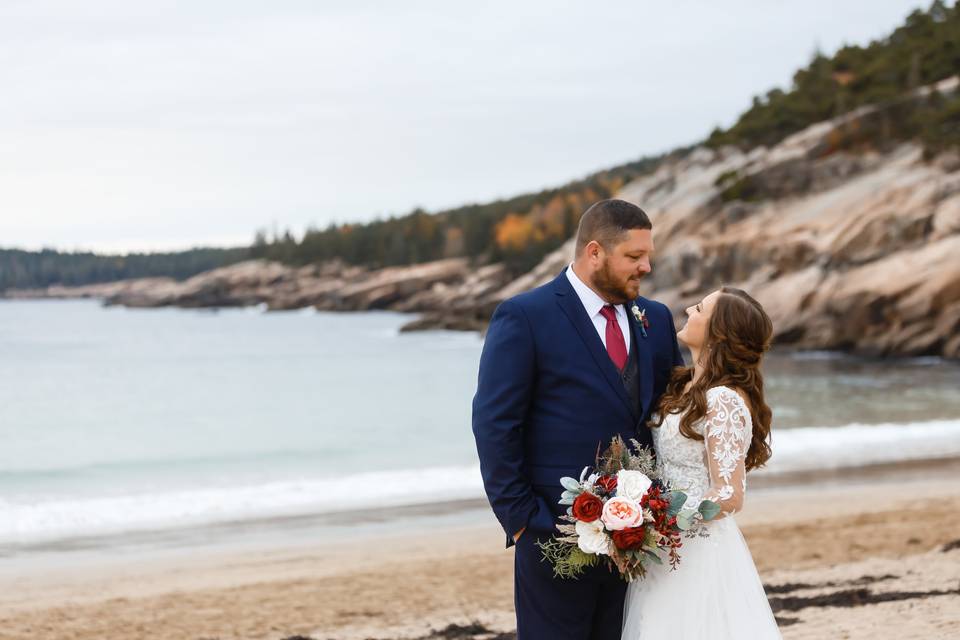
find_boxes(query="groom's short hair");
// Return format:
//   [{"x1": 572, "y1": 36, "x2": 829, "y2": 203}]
[{"x1": 575, "y1": 199, "x2": 652, "y2": 256}]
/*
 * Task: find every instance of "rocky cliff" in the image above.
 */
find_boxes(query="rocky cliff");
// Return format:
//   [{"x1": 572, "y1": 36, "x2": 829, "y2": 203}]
[
  {"x1": 398, "y1": 95, "x2": 960, "y2": 358},
  {"x1": 611, "y1": 113, "x2": 960, "y2": 359},
  {"x1": 8, "y1": 88, "x2": 960, "y2": 358}
]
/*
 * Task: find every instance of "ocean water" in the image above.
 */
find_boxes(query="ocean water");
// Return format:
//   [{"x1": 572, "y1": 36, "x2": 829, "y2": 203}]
[{"x1": 1, "y1": 300, "x2": 959, "y2": 554}]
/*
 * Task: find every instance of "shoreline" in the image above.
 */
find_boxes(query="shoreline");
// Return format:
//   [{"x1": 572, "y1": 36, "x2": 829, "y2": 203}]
[
  {"x1": 5, "y1": 298, "x2": 960, "y2": 364},
  {"x1": 5, "y1": 455, "x2": 960, "y2": 573},
  {"x1": 1, "y1": 463, "x2": 959, "y2": 640}
]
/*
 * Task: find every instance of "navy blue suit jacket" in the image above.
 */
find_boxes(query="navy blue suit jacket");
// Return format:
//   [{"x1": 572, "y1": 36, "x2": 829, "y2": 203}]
[{"x1": 472, "y1": 269, "x2": 684, "y2": 547}]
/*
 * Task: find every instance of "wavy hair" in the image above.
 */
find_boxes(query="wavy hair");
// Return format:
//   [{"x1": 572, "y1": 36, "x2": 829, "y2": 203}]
[{"x1": 653, "y1": 287, "x2": 773, "y2": 471}]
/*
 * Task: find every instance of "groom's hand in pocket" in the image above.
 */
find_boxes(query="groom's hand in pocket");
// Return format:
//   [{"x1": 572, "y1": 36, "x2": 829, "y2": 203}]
[{"x1": 513, "y1": 527, "x2": 525, "y2": 542}]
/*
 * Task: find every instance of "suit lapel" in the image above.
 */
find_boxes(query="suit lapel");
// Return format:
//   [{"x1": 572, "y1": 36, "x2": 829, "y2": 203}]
[
  {"x1": 627, "y1": 300, "x2": 653, "y2": 419},
  {"x1": 553, "y1": 271, "x2": 636, "y2": 420}
]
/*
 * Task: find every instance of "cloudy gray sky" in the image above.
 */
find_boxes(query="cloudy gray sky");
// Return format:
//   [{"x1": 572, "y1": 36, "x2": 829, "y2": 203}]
[{"x1": 0, "y1": 1, "x2": 926, "y2": 253}]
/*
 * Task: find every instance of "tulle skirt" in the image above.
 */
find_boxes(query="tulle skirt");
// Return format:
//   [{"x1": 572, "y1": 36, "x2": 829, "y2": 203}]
[{"x1": 622, "y1": 516, "x2": 782, "y2": 639}]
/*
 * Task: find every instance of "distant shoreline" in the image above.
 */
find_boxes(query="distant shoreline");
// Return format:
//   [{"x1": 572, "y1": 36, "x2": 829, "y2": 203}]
[{"x1": 4, "y1": 297, "x2": 960, "y2": 364}]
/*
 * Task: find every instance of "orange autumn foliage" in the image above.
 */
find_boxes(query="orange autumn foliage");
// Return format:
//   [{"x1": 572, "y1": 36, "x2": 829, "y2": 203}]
[{"x1": 494, "y1": 213, "x2": 540, "y2": 252}]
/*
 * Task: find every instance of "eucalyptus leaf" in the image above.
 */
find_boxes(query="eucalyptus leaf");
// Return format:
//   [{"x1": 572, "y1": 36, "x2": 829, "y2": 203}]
[
  {"x1": 666, "y1": 491, "x2": 687, "y2": 517},
  {"x1": 560, "y1": 477, "x2": 582, "y2": 493},
  {"x1": 558, "y1": 497, "x2": 575, "y2": 505},
  {"x1": 642, "y1": 549, "x2": 663, "y2": 565},
  {"x1": 698, "y1": 499, "x2": 721, "y2": 521},
  {"x1": 561, "y1": 490, "x2": 577, "y2": 500},
  {"x1": 676, "y1": 511, "x2": 695, "y2": 531}
]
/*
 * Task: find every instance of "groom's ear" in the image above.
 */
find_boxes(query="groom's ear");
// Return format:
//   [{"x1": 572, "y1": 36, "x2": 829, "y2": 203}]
[{"x1": 585, "y1": 239, "x2": 604, "y2": 262}]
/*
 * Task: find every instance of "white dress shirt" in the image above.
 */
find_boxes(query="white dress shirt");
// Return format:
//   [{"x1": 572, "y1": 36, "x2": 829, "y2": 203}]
[{"x1": 565, "y1": 263, "x2": 631, "y2": 353}]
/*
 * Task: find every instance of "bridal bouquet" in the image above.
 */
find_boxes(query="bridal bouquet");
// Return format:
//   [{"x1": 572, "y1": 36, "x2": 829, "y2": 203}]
[{"x1": 537, "y1": 436, "x2": 720, "y2": 582}]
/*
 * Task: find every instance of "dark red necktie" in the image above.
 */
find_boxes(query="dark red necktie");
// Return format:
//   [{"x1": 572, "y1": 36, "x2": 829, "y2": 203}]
[{"x1": 600, "y1": 304, "x2": 628, "y2": 371}]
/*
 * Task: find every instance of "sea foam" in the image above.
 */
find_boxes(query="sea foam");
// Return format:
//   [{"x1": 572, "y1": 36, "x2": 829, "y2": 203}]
[{"x1": 2, "y1": 419, "x2": 959, "y2": 544}]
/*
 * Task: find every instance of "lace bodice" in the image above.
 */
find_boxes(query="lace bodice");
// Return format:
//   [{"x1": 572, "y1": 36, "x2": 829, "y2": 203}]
[
  {"x1": 626, "y1": 388, "x2": 781, "y2": 638},
  {"x1": 651, "y1": 386, "x2": 753, "y2": 518}
]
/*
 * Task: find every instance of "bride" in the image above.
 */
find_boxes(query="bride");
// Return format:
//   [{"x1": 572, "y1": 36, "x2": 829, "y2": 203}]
[{"x1": 622, "y1": 287, "x2": 782, "y2": 639}]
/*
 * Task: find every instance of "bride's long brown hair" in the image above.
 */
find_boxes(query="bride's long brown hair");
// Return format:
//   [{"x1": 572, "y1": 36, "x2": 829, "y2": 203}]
[{"x1": 653, "y1": 287, "x2": 773, "y2": 471}]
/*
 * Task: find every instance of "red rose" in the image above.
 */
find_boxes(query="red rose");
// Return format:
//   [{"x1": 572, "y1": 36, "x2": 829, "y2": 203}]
[
  {"x1": 572, "y1": 492, "x2": 603, "y2": 522},
  {"x1": 595, "y1": 475, "x2": 618, "y2": 494},
  {"x1": 611, "y1": 525, "x2": 647, "y2": 550}
]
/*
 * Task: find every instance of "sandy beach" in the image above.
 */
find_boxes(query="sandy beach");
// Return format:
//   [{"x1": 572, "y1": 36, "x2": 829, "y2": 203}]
[{"x1": 2, "y1": 461, "x2": 959, "y2": 640}]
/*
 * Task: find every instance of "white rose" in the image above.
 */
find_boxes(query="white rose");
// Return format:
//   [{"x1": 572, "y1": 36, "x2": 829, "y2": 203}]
[
  {"x1": 575, "y1": 518, "x2": 610, "y2": 556},
  {"x1": 616, "y1": 469, "x2": 652, "y2": 502}
]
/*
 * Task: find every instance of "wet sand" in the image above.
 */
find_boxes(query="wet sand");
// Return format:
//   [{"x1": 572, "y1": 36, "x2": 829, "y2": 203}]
[{"x1": 1, "y1": 462, "x2": 959, "y2": 640}]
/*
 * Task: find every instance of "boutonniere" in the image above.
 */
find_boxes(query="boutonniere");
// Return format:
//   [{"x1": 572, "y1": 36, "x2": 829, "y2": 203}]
[{"x1": 631, "y1": 304, "x2": 649, "y2": 338}]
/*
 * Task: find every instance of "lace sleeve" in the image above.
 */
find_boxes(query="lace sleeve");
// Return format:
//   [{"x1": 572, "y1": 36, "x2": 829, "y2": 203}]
[{"x1": 702, "y1": 386, "x2": 752, "y2": 517}]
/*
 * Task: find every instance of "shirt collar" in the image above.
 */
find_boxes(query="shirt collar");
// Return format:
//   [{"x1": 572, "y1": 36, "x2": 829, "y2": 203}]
[{"x1": 566, "y1": 263, "x2": 622, "y2": 319}]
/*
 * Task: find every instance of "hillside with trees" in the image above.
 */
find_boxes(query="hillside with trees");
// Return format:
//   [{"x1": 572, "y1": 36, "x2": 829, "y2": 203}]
[
  {"x1": 0, "y1": 247, "x2": 249, "y2": 292},
  {"x1": 2, "y1": 1, "x2": 957, "y2": 292},
  {"x1": 248, "y1": 153, "x2": 667, "y2": 275},
  {"x1": 707, "y1": 1, "x2": 959, "y2": 155}
]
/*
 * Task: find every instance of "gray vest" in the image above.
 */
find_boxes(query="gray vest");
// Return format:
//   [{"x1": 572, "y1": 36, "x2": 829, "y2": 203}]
[{"x1": 620, "y1": 334, "x2": 642, "y2": 418}]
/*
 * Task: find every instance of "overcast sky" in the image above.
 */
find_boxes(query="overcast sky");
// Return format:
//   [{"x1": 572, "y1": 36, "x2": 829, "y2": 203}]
[{"x1": 0, "y1": 1, "x2": 927, "y2": 254}]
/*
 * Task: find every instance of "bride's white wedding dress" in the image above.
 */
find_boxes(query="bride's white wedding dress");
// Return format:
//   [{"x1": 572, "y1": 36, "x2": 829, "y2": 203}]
[{"x1": 622, "y1": 386, "x2": 782, "y2": 639}]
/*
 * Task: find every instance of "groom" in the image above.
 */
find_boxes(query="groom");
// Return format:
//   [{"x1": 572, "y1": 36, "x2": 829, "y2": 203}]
[{"x1": 472, "y1": 199, "x2": 684, "y2": 639}]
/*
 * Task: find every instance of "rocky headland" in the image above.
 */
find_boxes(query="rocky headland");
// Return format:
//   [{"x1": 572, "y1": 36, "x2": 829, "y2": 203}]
[{"x1": 7, "y1": 92, "x2": 960, "y2": 359}]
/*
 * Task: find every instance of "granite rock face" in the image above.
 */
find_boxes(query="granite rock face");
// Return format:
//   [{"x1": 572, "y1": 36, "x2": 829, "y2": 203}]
[
  {"x1": 443, "y1": 100, "x2": 960, "y2": 357},
  {"x1": 566, "y1": 126, "x2": 959, "y2": 358},
  {"x1": 613, "y1": 140, "x2": 960, "y2": 358},
  {"x1": 8, "y1": 257, "x2": 512, "y2": 333},
  {"x1": 8, "y1": 99, "x2": 960, "y2": 357}
]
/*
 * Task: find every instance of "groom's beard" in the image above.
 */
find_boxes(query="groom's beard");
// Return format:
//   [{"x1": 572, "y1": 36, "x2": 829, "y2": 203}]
[{"x1": 592, "y1": 259, "x2": 641, "y2": 304}]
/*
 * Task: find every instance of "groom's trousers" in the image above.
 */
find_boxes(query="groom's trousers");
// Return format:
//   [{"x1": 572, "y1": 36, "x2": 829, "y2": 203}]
[{"x1": 514, "y1": 531, "x2": 628, "y2": 640}]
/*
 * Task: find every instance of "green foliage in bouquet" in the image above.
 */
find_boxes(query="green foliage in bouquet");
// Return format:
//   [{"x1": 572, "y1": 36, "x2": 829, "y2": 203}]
[
  {"x1": 698, "y1": 499, "x2": 722, "y2": 521},
  {"x1": 668, "y1": 488, "x2": 722, "y2": 531},
  {"x1": 538, "y1": 516, "x2": 599, "y2": 579},
  {"x1": 537, "y1": 435, "x2": 723, "y2": 583}
]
